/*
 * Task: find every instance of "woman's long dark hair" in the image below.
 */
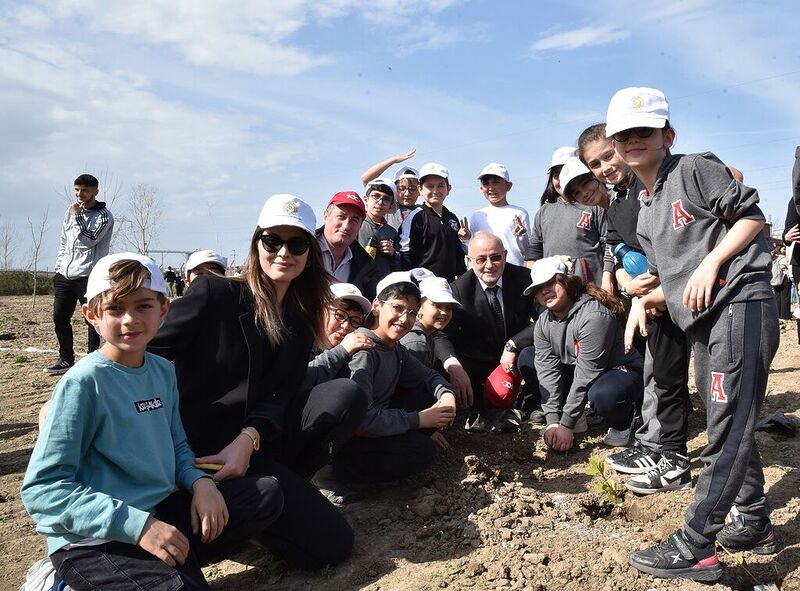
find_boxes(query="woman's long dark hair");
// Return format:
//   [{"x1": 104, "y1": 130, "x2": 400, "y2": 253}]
[
  {"x1": 557, "y1": 273, "x2": 625, "y2": 322},
  {"x1": 233, "y1": 227, "x2": 333, "y2": 347}
]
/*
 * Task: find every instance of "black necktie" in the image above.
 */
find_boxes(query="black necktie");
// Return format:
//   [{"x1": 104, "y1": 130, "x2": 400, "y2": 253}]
[{"x1": 485, "y1": 285, "x2": 505, "y2": 339}]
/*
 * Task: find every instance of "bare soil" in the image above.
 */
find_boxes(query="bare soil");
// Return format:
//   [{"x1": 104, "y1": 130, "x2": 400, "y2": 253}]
[{"x1": 2, "y1": 295, "x2": 798, "y2": 591}]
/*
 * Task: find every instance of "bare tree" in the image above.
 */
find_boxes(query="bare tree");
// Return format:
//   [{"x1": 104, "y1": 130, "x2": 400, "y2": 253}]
[
  {"x1": 27, "y1": 207, "x2": 50, "y2": 310},
  {"x1": 0, "y1": 218, "x2": 18, "y2": 269},
  {"x1": 118, "y1": 184, "x2": 162, "y2": 255}
]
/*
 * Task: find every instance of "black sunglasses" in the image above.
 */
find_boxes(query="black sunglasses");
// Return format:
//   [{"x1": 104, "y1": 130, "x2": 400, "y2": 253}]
[
  {"x1": 611, "y1": 127, "x2": 656, "y2": 143},
  {"x1": 259, "y1": 233, "x2": 310, "y2": 255}
]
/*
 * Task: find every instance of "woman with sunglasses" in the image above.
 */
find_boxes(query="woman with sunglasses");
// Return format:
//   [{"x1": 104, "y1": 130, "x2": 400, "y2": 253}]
[{"x1": 149, "y1": 194, "x2": 364, "y2": 570}]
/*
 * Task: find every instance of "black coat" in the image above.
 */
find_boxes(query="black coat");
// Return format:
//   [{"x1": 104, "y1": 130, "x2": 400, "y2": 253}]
[
  {"x1": 435, "y1": 263, "x2": 536, "y2": 382},
  {"x1": 148, "y1": 275, "x2": 313, "y2": 457},
  {"x1": 783, "y1": 196, "x2": 800, "y2": 268},
  {"x1": 315, "y1": 227, "x2": 381, "y2": 300}
]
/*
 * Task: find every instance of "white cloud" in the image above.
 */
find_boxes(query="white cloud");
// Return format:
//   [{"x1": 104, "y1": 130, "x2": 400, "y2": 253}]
[{"x1": 529, "y1": 25, "x2": 630, "y2": 52}]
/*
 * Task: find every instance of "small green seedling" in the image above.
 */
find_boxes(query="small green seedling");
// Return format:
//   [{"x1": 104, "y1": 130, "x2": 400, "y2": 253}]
[{"x1": 585, "y1": 455, "x2": 623, "y2": 505}]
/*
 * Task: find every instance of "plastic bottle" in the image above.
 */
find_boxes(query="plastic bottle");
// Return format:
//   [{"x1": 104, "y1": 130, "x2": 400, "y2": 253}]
[
  {"x1": 613, "y1": 243, "x2": 649, "y2": 278},
  {"x1": 365, "y1": 235, "x2": 378, "y2": 259}
]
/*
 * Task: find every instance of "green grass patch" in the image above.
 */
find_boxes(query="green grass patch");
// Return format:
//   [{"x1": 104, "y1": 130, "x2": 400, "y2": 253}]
[{"x1": 0, "y1": 271, "x2": 54, "y2": 296}]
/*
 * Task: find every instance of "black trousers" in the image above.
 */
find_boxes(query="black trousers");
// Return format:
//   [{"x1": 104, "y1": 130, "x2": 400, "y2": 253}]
[
  {"x1": 249, "y1": 378, "x2": 367, "y2": 569},
  {"x1": 52, "y1": 274, "x2": 100, "y2": 362},
  {"x1": 50, "y1": 476, "x2": 283, "y2": 591}
]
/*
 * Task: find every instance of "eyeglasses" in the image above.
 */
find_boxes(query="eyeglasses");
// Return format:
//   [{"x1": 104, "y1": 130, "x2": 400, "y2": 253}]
[
  {"x1": 259, "y1": 233, "x2": 310, "y2": 255},
  {"x1": 368, "y1": 193, "x2": 394, "y2": 205},
  {"x1": 331, "y1": 308, "x2": 364, "y2": 329},
  {"x1": 397, "y1": 184, "x2": 419, "y2": 193},
  {"x1": 611, "y1": 127, "x2": 656, "y2": 143},
  {"x1": 470, "y1": 253, "x2": 504, "y2": 266},
  {"x1": 381, "y1": 301, "x2": 418, "y2": 319}
]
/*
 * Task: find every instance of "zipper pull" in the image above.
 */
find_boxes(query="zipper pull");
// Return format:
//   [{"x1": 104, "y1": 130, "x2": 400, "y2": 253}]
[{"x1": 728, "y1": 304, "x2": 733, "y2": 317}]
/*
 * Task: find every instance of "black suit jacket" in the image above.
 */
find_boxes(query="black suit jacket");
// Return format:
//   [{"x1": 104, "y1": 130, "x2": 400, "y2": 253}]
[
  {"x1": 316, "y1": 227, "x2": 381, "y2": 300},
  {"x1": 148, "y1": 275, "x2": 313, "y2": 457},
  {"x1": 436, "y1": 263, "x2": 536, "y2": 382}
]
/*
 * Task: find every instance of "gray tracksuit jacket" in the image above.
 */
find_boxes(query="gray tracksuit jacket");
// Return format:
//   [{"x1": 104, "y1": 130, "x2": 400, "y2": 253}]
[
  {"x1": 54, "y1": 202, "x2": 114, "y2": 279},
  {"x1": 399, "y1": 320, "x2": 434, "y2": 368},
  {"x1": 534, "y1": 293, "x2": 642, "y2": 429},
  {"x1": 636, "y1": 153, "x2": 773, "y2": 331},
  {"x1": 348, "y1": 328, "x2": 454, "y2": 436},
  {"x1": 525, "y1": 199, "x2": 606, "y2": 284}
]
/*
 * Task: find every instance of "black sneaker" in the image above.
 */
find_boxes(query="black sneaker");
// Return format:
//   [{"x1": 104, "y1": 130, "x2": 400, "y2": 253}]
[
  {"x1": 606, "y1": 443, "x2": 661, "y2": 474},
  {"x1": 717, "y1": 512, "x2": 778, "y2": 555},
  {"x1": 44, "y1": 359, "x2": 73, "y2": 375},
  {"x1": 628, "y1": 529, "x2": 722, "y2": 581},
  {"x1": 625, "y1": 451, "x2": 691, "y2": 495}
]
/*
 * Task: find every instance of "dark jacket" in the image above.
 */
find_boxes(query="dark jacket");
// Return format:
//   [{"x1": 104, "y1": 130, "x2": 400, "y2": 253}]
[
  {"x1": 783, "y1": 196, "x2": 800, "y2": 268},
  {"x1": 435, "y1": 263, "x2": 535, "y2": 382},
  {"x1": 315, "y1": 227, "x2": 381, "y2": 300},
  {"x1": 148, "y1": 275, "x2": 313, "y2": 457}
]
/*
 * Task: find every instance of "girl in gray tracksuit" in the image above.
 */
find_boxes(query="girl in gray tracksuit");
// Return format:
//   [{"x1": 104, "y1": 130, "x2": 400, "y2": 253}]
[{"x1": 609, "y1": 87, "x2": 779, "y2": 581}]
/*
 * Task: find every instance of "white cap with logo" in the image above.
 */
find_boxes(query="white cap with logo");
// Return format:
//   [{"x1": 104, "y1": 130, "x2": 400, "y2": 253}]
[
  {"x1": 477, "y1": 162, "x2": 511, "y2": 182},
  {"x1": 523, "y1": 256, "x2": 573, "y2": 296},
  {"x1": 548, "y1": 146, "x2": 577, "y2": 172},
  {"x1": 419, "y1": 277, "x2": 462, "y2": 308},
  {"x1": 418, "y1": 162, "x2": 449, "y2": 181},
  {"x1": 605, "y1": 87, "x2": 669, "y2": 138},
  {"x1": 186, "y1": 250, "x2": 227, "y2": 277},
  {"x1": 256, "y1": 194, "x2": 316, "y2": 236},
  {"x1": 393, "y1": 166, "x2": 419, "y2": 182},
  {"x1": 558, "y1": 157, "x2": 593, "y2": 196},
  {"x1": 365, "y1": 177, "x2": 397, "y2": 199},
  {"x1": 330, "y1": 283, "x2": 372, "y2": 315}
]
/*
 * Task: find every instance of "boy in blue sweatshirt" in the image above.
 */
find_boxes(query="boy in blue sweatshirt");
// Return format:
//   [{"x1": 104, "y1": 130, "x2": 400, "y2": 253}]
[{"x1": 22, "y1": 253, "x2": 283, "y2": 591}]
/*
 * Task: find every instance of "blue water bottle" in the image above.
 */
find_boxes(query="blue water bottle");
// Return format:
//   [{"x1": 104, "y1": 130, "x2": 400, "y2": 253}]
[{"x1": 613, "y1": 243, "x2": 649, "y2": 278}]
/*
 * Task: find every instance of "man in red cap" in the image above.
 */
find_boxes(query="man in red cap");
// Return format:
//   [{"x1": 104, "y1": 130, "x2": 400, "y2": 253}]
[{"x1": 316, "y1": 191, "x2": 381, "y2": 299}]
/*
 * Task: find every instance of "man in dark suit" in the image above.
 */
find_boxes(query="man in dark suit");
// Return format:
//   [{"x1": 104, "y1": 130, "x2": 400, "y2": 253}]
[
  {"x1": 435, "y1": 232, "x2": 536, "y2": 431},
  {"x1": 316, "y1": 191, "x2": 381, "y2": 299}
]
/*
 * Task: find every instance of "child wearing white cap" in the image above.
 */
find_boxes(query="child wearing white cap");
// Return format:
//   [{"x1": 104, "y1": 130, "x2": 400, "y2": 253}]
[
  {"x1": 185, "y1": 249, "x2": 227, "y2": 285},
  {"x1": 399, "y1": 162, "x2": 469, "y2": 281},
  {"x1": 360, "y1": 148, "x2": 421, "y2": 229},
  {"x1": 607, "y1": 86, "x2": 779, "y2": 581},
  {"x1": 22, "y1": 253, "x2": 283, "y2": 590},
  {"x1": 400, "y1": 276, "x2": 461, "y2": 368},
  {"x1": 466, "y1": 163, "x2": 531, "y2": 266}
]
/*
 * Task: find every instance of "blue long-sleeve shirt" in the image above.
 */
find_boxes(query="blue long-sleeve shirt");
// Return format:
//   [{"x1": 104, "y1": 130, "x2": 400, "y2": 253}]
[{"x1": 21, "y1": 351, "x2": 207, "y2": 555}]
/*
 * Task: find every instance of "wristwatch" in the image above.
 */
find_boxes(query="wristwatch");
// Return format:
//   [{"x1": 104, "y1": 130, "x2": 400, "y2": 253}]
[{"x1": 504, "y1": 340, "x2": 518, "y2": 353}]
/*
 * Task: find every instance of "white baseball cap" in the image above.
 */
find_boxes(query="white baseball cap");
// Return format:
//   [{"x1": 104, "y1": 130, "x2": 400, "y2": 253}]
[
  {"x1": 558, "y1": 157, "x2": 593, "y2": 197},
  {"x1": 330, "y1": 283, "x2": 371, "y2": 315},
  {"x1": 523, "y1": 256, "x2": 572, "y2": 296},
  {"x1": 605, "y1": 87, "x2": 669, "y2": 138},
  {"x1": 548, "y1": 146, "x2": 577, "y2": 172},
  {"x1": 477, "y1": 162, "x2": 511, "y2": 182},
  {"x1": 410, "y1": 267, "x2": 435, "y2": 282},
  {"x1": 419, "y1": 277, "x2": 462, "y2": 308},
  {"x1": 418, "y1": 162, "x2": 449, "y2": 181},
  {"x1": 393, "y1": 166, "x2": 419, "y2": 182},
  {"x1": 375, "y1": 271, "x2": 420, "y2": 298},
  {"x1": 86, "y1": 252, "x2": 168, "y2": 302},
  {"x1": 365, "y1": 177, "x2": 397, "y2": 199},
  {"x1": 186, "y1": 250, "x2": 227, "y2": 277},
  {"x1": 256, "y1": 194, "x2": 316, "y2": 236}
]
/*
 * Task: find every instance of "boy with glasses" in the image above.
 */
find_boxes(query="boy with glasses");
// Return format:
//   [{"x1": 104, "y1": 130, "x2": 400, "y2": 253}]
[
  {"x1": 328, "y1": 272, "x2": 457, "y2": 491},
  {"x1": 357, "y1": 178, "x2": 402, "y2": 279},
  {"x1": 359, "y1": 148, "x2": 421, "y2": 229}
]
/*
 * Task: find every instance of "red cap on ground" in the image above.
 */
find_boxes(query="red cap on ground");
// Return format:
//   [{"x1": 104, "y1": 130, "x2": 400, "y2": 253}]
[
  {"x1": 484, "y1": 365, "x2": 521, "y2": 410},
  {"x1": 328, "y1": 191, "x2": 366, "y2": 218}
]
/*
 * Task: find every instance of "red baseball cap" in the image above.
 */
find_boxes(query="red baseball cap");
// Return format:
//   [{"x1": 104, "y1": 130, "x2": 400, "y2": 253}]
[
  {"x1": 328, "y1": 191, "x2": 366, "y2": 218},
  {"x1": 484, "y1": 365, "x2": 521, "y2": 410}
]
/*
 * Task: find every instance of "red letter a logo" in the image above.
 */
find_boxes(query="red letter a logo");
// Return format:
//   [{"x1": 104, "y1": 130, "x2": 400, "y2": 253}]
[
  {"x1": 671, "y1": 199, "x2": 696, "y2": 229},
  {"x1": 710, "y1": 372, "x2": 727, "y2": 403},
  {"x1": 576, "y1": 211, "x2": 591, "y2": 230}
]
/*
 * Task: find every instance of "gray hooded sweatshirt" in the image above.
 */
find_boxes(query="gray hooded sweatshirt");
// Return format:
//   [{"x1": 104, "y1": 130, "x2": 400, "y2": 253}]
[
  {"x1": 348, "y1": 328, "x2": 454, "y2": 437},
  {"x1": 636, "y1": 152, "x2": 773, "y2": 331},
  {"x1": 534, "y1": 293, "x2": 642, "y2": 429}
]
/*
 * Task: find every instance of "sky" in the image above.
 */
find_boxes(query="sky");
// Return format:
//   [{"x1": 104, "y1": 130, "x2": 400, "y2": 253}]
[{"x1": 1, "y1": 0, "x2": 799, "y2": 269}]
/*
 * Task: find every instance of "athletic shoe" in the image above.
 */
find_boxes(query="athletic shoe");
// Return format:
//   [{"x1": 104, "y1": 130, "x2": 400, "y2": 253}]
[
  {"x1": 606, "y1": 443, "x2": 661, "y2": 474},
  {"x1": 628, "y1": 529, "x2": 722, "y2": 581},
  {"x1": 625, "y1": 451, "x2": 691, "y2": 495},
  {"x1": 43, "y1": 359, "x2": 73, "y2": 375},
  {"x1": 573, "y1": 411, "x2": 588, "y2": 434},
  {"x1": 312, "y1": 467, "x2": 360, "y2": 507},
  {"x1": 465, "y1": 414, "x2": 493, "y2": 433},
  {"x1": 603, "y1": 425, "x2": 632, "y2": 447},
  {"x1": 527, "y1": 407, "x2": 546, "y2": 426},
  {"x1": 717, "y1": 512, "x2": 778, "y2": 555}
]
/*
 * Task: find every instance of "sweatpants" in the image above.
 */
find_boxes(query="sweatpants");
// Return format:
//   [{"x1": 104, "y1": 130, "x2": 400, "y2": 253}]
[
  {"x1": 636, "y1": 311, "x2": 691, "y2": 455},
  {"x1": 52, "y1": 274, "x2": 100, "y2": 363},
  {"x1": 50, "y1": 476, "x2": 283, "y2": 591},
  {"x1": 683, "y1": 298, "x2": 779, "y2": 545}
]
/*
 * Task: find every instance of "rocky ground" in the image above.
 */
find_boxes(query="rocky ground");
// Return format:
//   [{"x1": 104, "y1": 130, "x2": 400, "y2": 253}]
[{"x1": 1, "y1": 295, "x2": 798, "y2": 591}]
